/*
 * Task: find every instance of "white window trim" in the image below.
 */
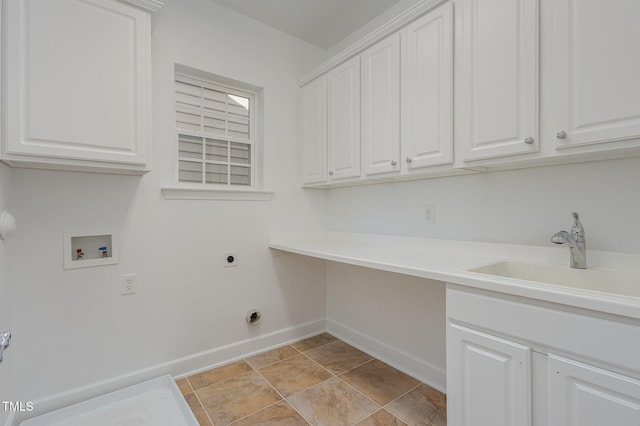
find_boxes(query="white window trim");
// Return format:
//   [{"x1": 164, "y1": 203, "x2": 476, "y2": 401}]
[
  {"x1": 161, "y1": 185, "x2": 273, "y2": 201},
  {"x1": 167, "y1": 67, "x2": 271, "y2": 200}
]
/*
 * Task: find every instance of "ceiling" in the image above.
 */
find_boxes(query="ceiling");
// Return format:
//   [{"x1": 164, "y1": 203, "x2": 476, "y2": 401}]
[{"x1": 209, "y1": 0, "x2": 403, "y2": 49}]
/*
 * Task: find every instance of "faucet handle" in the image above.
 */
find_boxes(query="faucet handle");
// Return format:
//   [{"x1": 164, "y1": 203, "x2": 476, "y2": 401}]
[{"x1": 571, "y1": 212, "x2": 585, "y2": 241}]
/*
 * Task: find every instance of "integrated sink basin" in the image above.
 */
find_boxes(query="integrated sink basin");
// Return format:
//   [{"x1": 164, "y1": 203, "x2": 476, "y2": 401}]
[{"x1": 469, "y1": 261, "x2": 640, "y2": 298}]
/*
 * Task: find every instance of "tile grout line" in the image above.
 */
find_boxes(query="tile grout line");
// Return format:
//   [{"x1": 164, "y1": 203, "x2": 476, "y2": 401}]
[
  {"x1": 332, "y1": 374, "x2": 383, "y2": 425},
  {"x1": 381, "y1": 382, "x2": 435, "y2": 426},
  {"x1": 186, "y1": 377, "x2": 216, "y2": 426},
  {"x1": 184, "y1": 334, "x2": 430, "y2": 426},
  {"x1": 248, "y1": 354, "x2": 313, "y2": 425},
  {"x1": 208, "y1": 335, "x2": 339, "y2": 424},
  {"x1": 383, "y1": 381, "x2": 422, "y2": 408},
  {"x1": 244, "y1": 344, "x2": 303, "y2": 370}
]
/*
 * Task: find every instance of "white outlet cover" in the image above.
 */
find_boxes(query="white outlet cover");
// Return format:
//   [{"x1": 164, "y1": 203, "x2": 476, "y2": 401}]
[
  {"x1": 423, "y1": 204, "x2": 436, "y2": 224},
  {"x1": 121, "y1": 274, "x2": 137, "y2": 295}
]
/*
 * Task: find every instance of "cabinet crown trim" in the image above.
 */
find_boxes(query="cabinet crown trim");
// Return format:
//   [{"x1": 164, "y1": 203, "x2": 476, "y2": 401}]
[
  {"x1": 118, "y1": 0, "x2": 163, "y2": 12},
  {"x1": 298, "y1": 0, "x2": 446, "y2": 86}
]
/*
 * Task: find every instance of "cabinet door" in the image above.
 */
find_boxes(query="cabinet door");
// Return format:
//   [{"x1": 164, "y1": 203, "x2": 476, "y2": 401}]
[
  {"x1": 401, "y1": 1, "x2": 453, "y2": 171},
  {"x1": 2, "y1": 0, "x2": 150, "y2": 171},
  {"x1": 300, "y1": 77, "x2": 327, "y2": 184},
  {"x1": 447, "y1": 323, "x2": 532, "y2": 426},
  {"x1": 553, "y1": 0, "x2": 640, "y2": 149},
  {"x1": 327, "y1": 56, "x2": 361, "y2": 181},
  {"x1": 548, "y1": 354, "x2": 640, "y2": 426},
  {"x1": 459, "y1": 0, "x2": 539, "y2": 161},
  {"x1": 362, "y1": 33, "x2": 400, "y2": 176}
]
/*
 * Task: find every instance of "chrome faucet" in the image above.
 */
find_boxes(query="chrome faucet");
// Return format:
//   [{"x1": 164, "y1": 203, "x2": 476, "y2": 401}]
[
  {"x1": 551, "y1": 212, "x2": 586, "y2": 269},
  {"x1": 0, "y1": 331, "x2": 10, "y2": 363}
]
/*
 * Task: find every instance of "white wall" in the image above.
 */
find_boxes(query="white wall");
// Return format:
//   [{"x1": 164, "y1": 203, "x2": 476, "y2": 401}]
[
  {"x1": 327, "y1": 157, "x2": 640, "y2": 253},
  {"x1": 326, "y1": 263, "x2": 446, "y2": 392},
  {"x1": 325, "y1": 157, "x2": 640, "y2": 392},
  {"x1": 0, "y1": 163, "x2": 13, "y2": 425},
  {"x1": 6, "y1": 0, "x2": 327, "y2": 419}
]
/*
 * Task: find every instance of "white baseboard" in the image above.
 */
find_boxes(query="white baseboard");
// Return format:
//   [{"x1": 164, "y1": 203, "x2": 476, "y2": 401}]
[
  {"x1": 326, "y1": 319, "x2": 446, "y2": 394},
  {"x1": 8, "y1": 319, "x2": 325, "y2": 426}
]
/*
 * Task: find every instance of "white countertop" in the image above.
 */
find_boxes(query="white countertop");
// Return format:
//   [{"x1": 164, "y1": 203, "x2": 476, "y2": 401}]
[{"x1": 269, "y1": 231, "x2": 640, "y2": 319}]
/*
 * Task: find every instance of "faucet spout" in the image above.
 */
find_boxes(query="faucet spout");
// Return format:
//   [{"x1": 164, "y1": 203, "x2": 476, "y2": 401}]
[
  {"x1": 551, "y1": 230, "x2": 575, "y2": 246},
  {"x1": 551, "y1": 212, "x2": 587, "y2": 269}
]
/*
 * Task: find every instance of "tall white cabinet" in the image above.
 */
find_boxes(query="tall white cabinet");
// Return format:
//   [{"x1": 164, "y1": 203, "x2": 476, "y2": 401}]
[
  {"x1": 327, "y1": 57, "x2": 361, "y2": 181},
  {"x1": 300, "y1": 56, "x2": 361, "y2": 185},
  {"x1": 1, "y1": 0, "x2": 160, "y2": 175},
  {"x1": 552, "y1": 0, "x2": 640, "y2": 151},
  {"x1": 401, "y1": 1, "x2": 453, "y2": 172},
  {"x1": 300, "y1": 76, "x2": 327, "y2": 184},
  {"x1": 458, "y1": 0, "x2": 539, "y2": 161},
  {"x1": 361, "y1": 33, "x2": 401, "y2": 176}
]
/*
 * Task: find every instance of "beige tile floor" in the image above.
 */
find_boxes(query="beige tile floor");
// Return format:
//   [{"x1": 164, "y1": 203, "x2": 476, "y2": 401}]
[{"x1": 176, "y1": 333, "x2": 447, "y2": 426}]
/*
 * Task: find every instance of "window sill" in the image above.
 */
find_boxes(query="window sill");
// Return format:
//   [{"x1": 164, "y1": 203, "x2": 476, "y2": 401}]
[{"x1": 161, "y1": 185, "x2": 274, "y2": 201}]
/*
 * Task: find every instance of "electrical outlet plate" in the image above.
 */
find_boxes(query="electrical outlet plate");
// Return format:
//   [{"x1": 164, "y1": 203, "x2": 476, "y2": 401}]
[
  {"x1": 424, "y1": 204, "x2": 436, "y2": 224},
  {"x1": 223, "y1": 251, "x2": 238, "y2": 267},
  {"x1": 121, "y1": 274, "x2": 137, "y2": 295}
]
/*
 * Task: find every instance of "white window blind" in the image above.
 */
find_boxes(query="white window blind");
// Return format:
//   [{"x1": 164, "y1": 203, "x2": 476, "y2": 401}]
[{"x1": 175, "y1": 75, "x2": 254, "y2": 186}]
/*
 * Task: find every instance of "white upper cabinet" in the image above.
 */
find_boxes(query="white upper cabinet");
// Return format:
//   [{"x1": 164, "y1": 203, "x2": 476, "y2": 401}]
[
  {"x1": 1, "y1": 0, "x2": 160, "y2": 175},
  {"x1": 459, "y1": 0, "x2": 539, "y2": 161},
  {"x1": 327, "y1": 56, "x2": 361, "y2": 181},
  {"x1": 401, "y1": 1, "x2": 453, "y2": 172},
  {"x1": 301, "y1": 57, "x2": 361, "y2": 185},
  {"x1": 362, "y1": 33, "x2": 401, "y2": 176},
  {"x1": 552, "y1": 0, "x2": 640, "y2": 151},
  {"x1": 300, "y1": 76, "x2": 327, "y2": 184}
]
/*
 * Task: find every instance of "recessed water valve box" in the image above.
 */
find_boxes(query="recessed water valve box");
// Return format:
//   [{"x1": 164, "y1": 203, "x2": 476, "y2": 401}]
[{"x1": 64, "y1": 231, "x2": 119, "y2": 270}]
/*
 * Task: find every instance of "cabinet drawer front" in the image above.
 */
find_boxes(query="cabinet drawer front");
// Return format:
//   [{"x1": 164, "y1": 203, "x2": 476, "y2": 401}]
[{"x1": 447, "y1": 286, "x2": 640, "y2": 374}]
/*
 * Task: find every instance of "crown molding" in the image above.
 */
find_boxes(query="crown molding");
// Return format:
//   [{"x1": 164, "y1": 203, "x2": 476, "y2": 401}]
[
  {"x1": 298, "y1": 0, "x2": 445, "y2": 86},
  {"x1": 118, "y1": 0, "x2": 164, "y2": 13}
]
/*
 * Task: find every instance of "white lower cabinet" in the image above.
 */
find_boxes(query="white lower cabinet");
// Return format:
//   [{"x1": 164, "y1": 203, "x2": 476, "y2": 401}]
[
  {"x1": 447, "y1": 285, "x2": 640, "y2": 426},
  {"x1": 548, "y1": 354, "x2": 640, "y2": 426},
  {"x1": 447, "y1": 323, "x2": 531, "y2": 426}
]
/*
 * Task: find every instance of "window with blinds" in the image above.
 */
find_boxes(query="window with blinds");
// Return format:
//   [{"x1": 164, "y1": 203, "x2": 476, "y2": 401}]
[{"x1": 175, "y1": 74, "x2": 255, "y2": 187}]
